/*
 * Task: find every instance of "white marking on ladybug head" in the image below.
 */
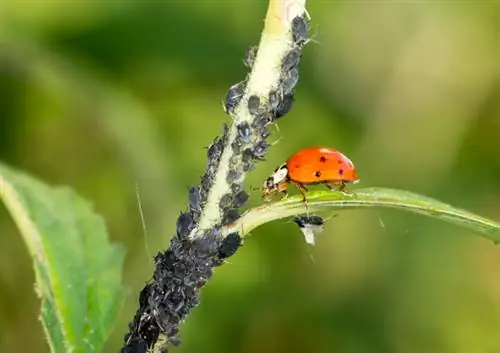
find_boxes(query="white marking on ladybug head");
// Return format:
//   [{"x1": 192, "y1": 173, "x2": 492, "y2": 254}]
[{"x1": 272, "y1": 167, "x2": 288, "y2": 185}]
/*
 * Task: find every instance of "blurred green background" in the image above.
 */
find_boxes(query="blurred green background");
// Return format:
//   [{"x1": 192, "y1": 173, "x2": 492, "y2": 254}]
[{"x1": 2, "y1": 1, "x2": 500, "y2": 352}]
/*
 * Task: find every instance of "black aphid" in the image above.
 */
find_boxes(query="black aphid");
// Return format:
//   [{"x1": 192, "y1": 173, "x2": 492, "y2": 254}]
[
  {"x1": 252, "y1": 140, "x2": 270, "y2": 160},
  {"x1": 293, "y1": 215, "x2": 324, "y2": 245},
  {"x1": 219, "y1": 193, "x2": 233, "y2": 210},
  {"x1": 282, "y1": 48, "x2": 302, "y2": 71},
  {"x1": 218, "y1": 232, "x2": 242, "y2": 259},
  {"x1": 207, "y1": 137, "x2": 224, "y2": 162},
  {"x1": 227, "y1": 170, "x2": 242, "y2": 184},
  {"x1": 275, "y1": 93, "x2": 294, "y2": 118},
  {"x1": 176, "y1": 212, "x2": 194, "y2": 238},
  {"x1": 231, "y1": 183, "x2": 243, "y2": 194},
  {"x1": 243, "y1": 161, "x2": 255, "y2": 172},
  {"x1": 247, "y1": 95, "x2": 261, "y2": 115},
  {"x1": 188, "y1": 186, "x2": 201, "y2": 213},
  {"x1": 224, "y1": 82, "x2": 245, "y2": 113},
  {"x1": 231, "y1": 140, "x2": 242, "y2": 154},
  {"x1": 293, "y1": 215, "x2": 324, "y2": 228},
  {"x1": 291, "y1": 15, "x2": 309, "y2": 46},
  {"x1": 236, "y1": 122, "x2": 252, "y2": 144},
  {"x1": 282, "y1": 68, "x2": 299, "y2": 94},
  {"x1": 268, "y1": 90, "x2": 280, "y2": 111},
  {"x1": 222, "y1": 209, "x2": 240, "y2": 226},
  {"x1": 233, "y1": 190, "x2": 249, "y2": 208}
]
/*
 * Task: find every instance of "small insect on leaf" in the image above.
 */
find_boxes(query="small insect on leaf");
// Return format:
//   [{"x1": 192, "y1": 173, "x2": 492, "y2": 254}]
[
  {"x1": 281, "y1": 68, "x2": 299, "y2": 94},
  {"x1": 292, "y1": 215, "x2": 325, "y2": 245},
  {"x1": 275, "y1": 93, "x2": 294, "y2": 118},
  {"x1": 291, "y1": 15, "x2": 309, "y2": 46},
  {"x1": 282, "y1": 48, "x2": 302, "y2": 72},
  {"x1": 218, "y1": 232, "x2": 242, "y2": 259},
  {"x1": 224, "y1": 82, "x2": 245, "y2": 114},
  {"x1": 176, "y1": 212, "x2": 194, "y2": 238},
  {"x1": 236, "y1": 122, "x2": 252, "y2": 144},
  {"x1": 247, "y1": 95, "x2": 261, "y2": 115}
]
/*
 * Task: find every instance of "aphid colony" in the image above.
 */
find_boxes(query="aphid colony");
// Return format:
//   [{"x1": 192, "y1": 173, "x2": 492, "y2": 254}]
[{"x1": 123, "y1": 13, "x2": 324, "y2": 353}]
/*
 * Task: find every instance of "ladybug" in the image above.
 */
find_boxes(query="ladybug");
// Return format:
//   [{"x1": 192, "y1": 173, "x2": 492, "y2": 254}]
[{"x1": 261, "y1": 147, "x2": 359, "y2": 201}]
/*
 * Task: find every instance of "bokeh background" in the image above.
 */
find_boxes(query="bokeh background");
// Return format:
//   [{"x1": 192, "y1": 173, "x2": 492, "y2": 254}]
[{"x1": 2, "y1": 1, "x2": 500, "y2": 352}]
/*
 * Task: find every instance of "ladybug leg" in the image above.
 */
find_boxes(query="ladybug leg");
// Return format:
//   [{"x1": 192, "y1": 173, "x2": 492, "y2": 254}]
[
  {"x1": 293, "y1": 182, "x2": 310, "y2": 213},
  {"x1": 335, "y1": 181, "x2": 356, "y2": 196},
  {"x1": 293, "y1": 182, "x2": 308, "y2": 201}
]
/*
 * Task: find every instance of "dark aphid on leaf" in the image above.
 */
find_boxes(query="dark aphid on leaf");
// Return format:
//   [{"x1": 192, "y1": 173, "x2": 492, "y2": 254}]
[
  {"x1": 227, "y1": 170, "x2": 242, "y2": 184},
  {"x1": 237, "y1": 122, "x2": 252, "y2": 144},
  {"x1": 219, "y1": 232, "x2": 242, "y2": 259},
  {"x1": 219, "y1": 193, "x2": 233, "y2": 211},
  {"x1": 231, "y1": 183, "x2": 243, "y2": 194},
  {"x1": 247, "y1": 95, "x2": 261, "y2": 115},
  {"x1": 252, "y1": 140, "x2": 270, "y2": 160},
  {"x1": 229, "y1": 155, "x2": 239, "y2": 168},
  {"x1": 188, "y1": 185, "x2": 201, "y2": 212},
  {"x1": 291, "y1": 15, "x2": 309, "y2": 46},
  {"x1": 282, "y1": 48, "x2": 302, "y2": 71},
  {"x1": 176, "y1": 212, "x2": 194, "y2": 238},
  {"x1": 231, "y1": 140, "x2": 242, "y2": 154},
  {"x1": 243, "y1": 160, "x2": 255, "y2": 172},
  {"x1": 275, "y1": 93, "x2": 294, "y2": 118},
  {"x1": 243, "y1": 46, "x2": 257, "y2": 68},
  {"x1": 222, "y1": 209, "x2": 240, "y2": 225},
  {"x1": 224, "y1": 82, "x2": 245, "y2": 113},
  {"x1": 233, "y1": 190, "x2": 249, "y2": 208},
  {"x1": 207, "y1": 137, "x2": 224, "y2": 163},
  {"x1": 282, "y1": 68, "x2": 299, "y2": 94},
  {"x1": 293, "y1": 215, "x2": 325, "y2": 245},
  {"x1": 200, "y1": 172, "x2": 212, "y2": 195},
  {"x1": 268, "y1": 90, "x2": 280, "y2": 111}
]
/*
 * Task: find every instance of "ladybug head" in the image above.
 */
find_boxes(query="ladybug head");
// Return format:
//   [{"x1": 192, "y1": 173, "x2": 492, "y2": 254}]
[{"x1": 261, "y1": 164, "x2": 289, "y2": 200}]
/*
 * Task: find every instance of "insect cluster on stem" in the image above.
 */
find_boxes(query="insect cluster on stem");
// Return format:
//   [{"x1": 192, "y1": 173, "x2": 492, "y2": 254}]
[{"x1": 122, "y1": 13, "x2": 310, "y2": 353}]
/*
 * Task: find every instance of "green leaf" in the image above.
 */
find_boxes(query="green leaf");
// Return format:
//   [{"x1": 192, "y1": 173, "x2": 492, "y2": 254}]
[
  {"x1": 0, "y1": 163, "x2": 127, "y2": 353},
  {"x1": 228, "y1": 188, "x2": 500, "y2": 243}
]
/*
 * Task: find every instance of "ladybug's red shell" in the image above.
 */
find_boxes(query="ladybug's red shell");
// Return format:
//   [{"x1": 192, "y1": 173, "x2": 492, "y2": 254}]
[{"x1": 286, "y1": 147, "x2": 358, "y2": 184}]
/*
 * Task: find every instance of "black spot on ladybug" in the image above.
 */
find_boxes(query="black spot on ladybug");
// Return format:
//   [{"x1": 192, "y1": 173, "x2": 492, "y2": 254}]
[
  {"x1": 338, "y1": 169, "x2": 344, "y2": 176},
  {"x1": 218, "y1": 232, "x2": 242, "y2": 259},
  {"x1": 319, "y1": 156, "x2": 327, "y2": 163},
  {"x1": 315, "y1": 171, "x2": 321, "y2": 177}
]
